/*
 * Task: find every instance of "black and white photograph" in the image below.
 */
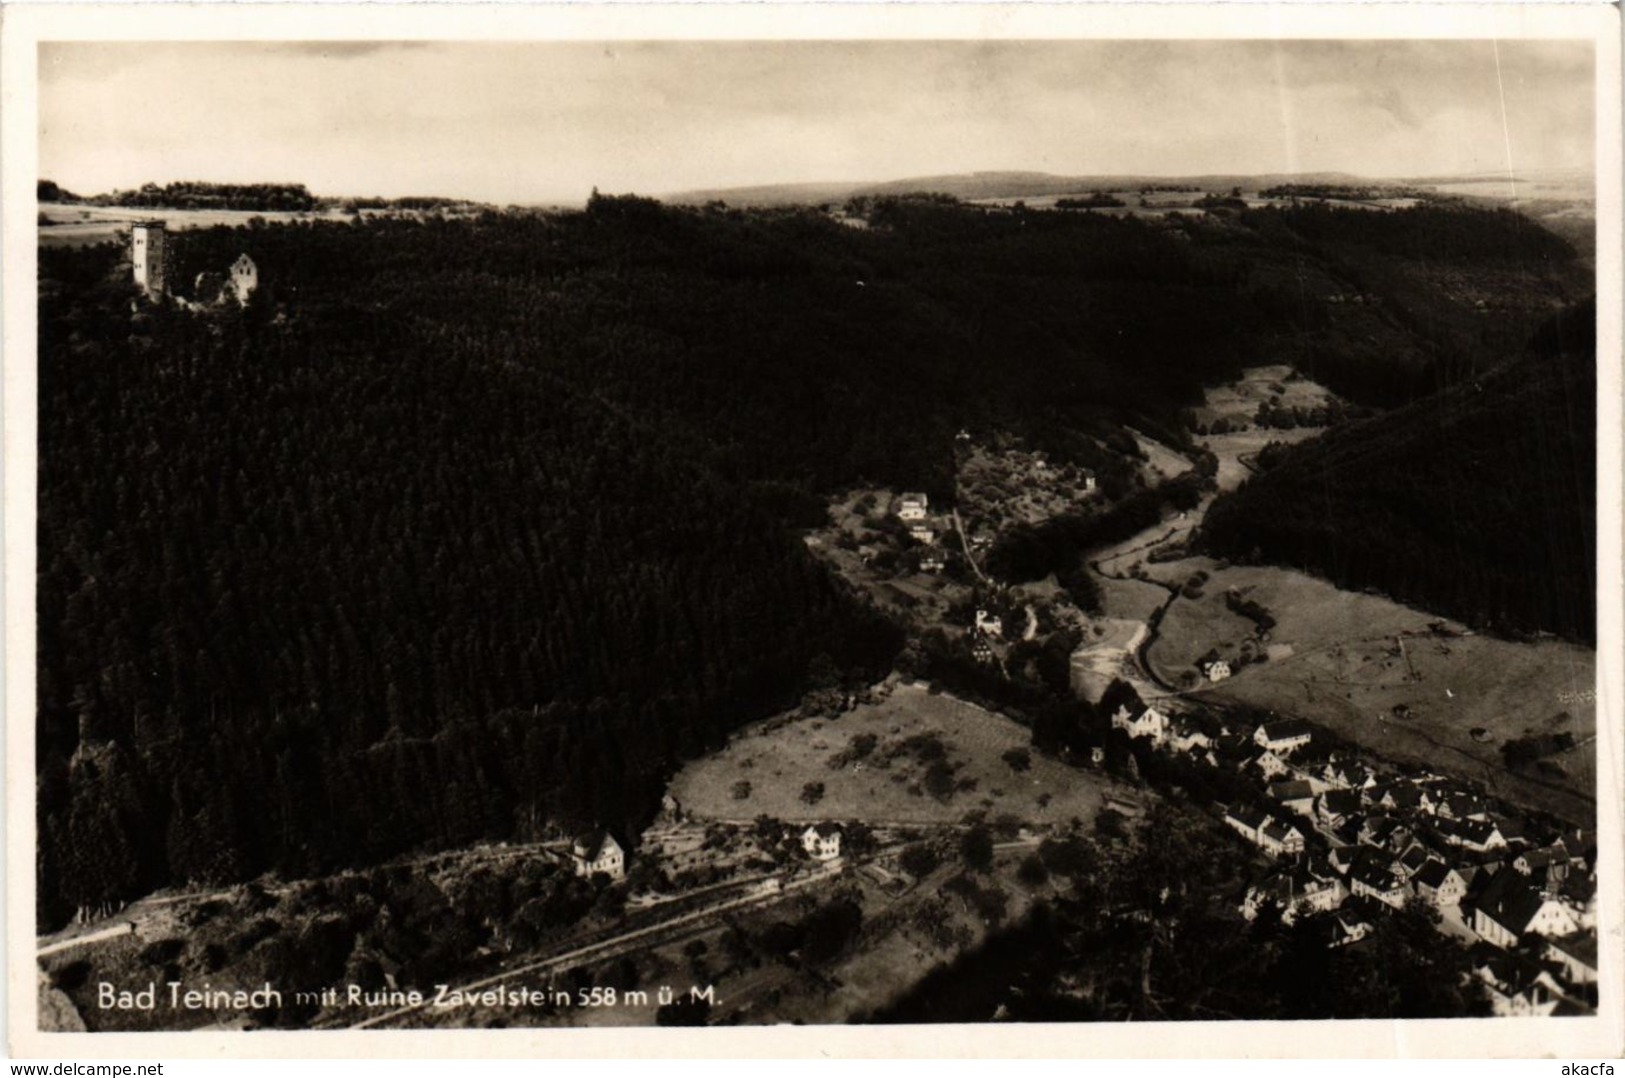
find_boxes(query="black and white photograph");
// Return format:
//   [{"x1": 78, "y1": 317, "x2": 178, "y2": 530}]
[{"x1": 6, "y1": 3, "x2": 1621, "y2": 1057}]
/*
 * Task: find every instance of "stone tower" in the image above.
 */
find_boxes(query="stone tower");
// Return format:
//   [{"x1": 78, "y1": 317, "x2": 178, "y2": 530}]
[
  {"x1": 131, "y1": 221, "x2": 167, "y2": 297},
  {"x1": 230, "y1": 254, "x2": 258, "y2": 304}
]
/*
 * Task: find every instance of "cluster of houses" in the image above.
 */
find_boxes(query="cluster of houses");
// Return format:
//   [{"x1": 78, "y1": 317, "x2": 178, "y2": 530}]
[
  {"x1": 569, "y1": 819, "x2": 848, "y2": 887},
  {"x1": 1109, "y1": 701, "x2": 1599, "y2": 1016}
]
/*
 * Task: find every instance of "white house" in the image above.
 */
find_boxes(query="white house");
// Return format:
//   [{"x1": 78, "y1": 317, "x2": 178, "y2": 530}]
[
  {"x1": 1349, "y1": 859, "x2": 1408, "y2": 909},
  {"x1": 974, "y1": 608, "x2": 1004, "y2": 639},
  {"x1": 1268, "y1": 780, "x2": 1317, "y2": 818},
  {"x1": 1473, "y1": 870, "x2": 1581, "y2": 949},
  {"x1": 1222, "y1": 804, "x2": 1304, "y2": 857},
  {"x1": 908, "y1": 523, "x2": 935, "y2": 544},
  {"x1": 801, "y1": 822, "x2": 844, "y2": 861},
  {"x1": 1249, "y1": 749, "x2": 1292, "y2": 781},
  {"x1": 571, "y1": 830, "x2": 626, "y2": 881},
  {"x1": 1205, "y1": 660, "x2": 1233, "y2": 683},
  {"x1": 1168, "y1": 723, "x2": 1213, "y2": 754},
  {"x1": 1254, "y1": 719, "x2": 1313, "y2": 754},
  {"x1": 896, "y1": 492, "x2": 929, "y2": 521},
  {"x1": 1112, "y1": 704, "x2": 1170, "y2": 747},
  {"x1": 1242, "y1": 872, "x2": 1347, "y2": 924}
]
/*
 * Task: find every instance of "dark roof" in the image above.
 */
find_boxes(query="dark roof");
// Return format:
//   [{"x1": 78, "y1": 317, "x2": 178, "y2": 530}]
[
  {"x1": 1456, "y1": 819, "x2": 1502, "y2": 844},
  {"x1": 1385, "y1": 785, "x2": 1424, "y2": 809},
  {"x1": 1259, "y1": 719, "x2": 1314, "y2": 741},
  {"x1": 1269, "y1": 780, "x2": 1315, "y2": 801},
  {"x1": 1546, "y1": 933, "x2": 1598, "y2": 969},
  {"x1": 1225, "y1": 803, "x2": 1269, "y2": 830},
  {"x1": 1350, "y1": 859, "x2": 1399, "y2": 891},
  {"x1": 1321, "y1": 789, "x2": 1362, "y2": 814},
  {"x1": 1474, "y1": 870, "x2": 1546, "y2": 935},
  {"x1": 573, "y1": 828, "x2": 619, "y2": 860},
  {"x1": 806, "y1": 821, "x2": 843, "y2": 838},
  {"x1": 1413, "y1": 860, "x2": 1454, "y2": 889}
]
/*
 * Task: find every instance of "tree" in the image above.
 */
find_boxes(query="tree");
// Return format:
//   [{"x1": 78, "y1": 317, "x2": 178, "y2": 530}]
[
  {"x1": 899, "y1": 842, "x2": 940, "y2": 878},
  {"x1": 959, "y1": 825, "x2": 994, "y2": 873},
  {"x1": 799, "y1": 782, "x2": 825, "y2": 806}
]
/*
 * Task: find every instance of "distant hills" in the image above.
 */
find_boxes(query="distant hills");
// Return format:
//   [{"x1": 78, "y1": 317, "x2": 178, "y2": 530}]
[{"x1": 665, "y1": 170, "x2": 1383, "y2": 207}]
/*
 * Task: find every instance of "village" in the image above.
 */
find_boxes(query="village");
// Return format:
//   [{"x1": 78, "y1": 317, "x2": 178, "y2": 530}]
[{"x1": 1108, "y1": 698, "x2": 1599, "y2": 1017}]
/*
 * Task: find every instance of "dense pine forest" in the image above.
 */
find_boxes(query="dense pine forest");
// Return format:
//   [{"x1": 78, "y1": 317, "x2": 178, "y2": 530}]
[
  {"x1": 36, "y1": 194, "x2": 1590, "y2": 925},
  {"x1": 1201, "y1": 298, "x2": 1596, "y2": 642}
]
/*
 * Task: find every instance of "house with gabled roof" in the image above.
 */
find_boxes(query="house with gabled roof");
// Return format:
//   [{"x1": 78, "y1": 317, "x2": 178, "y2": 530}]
[
  {"x1": 1240, "y1": 870, "x2": 1347, "y2": 925},
  {"x1": 1268, "y1": 780, "x2": 1316, "y2": 817},
  {"x1": 1453, "y1": 818, "x2": 1508, "y2": 854},
  {"x1": 1349, "y1": 855, "x2": 1408, "y2": 909},
  {"x1": 1471, "y1": 870, "x2": 1581, "y2": 949},
  {"x1": 1378, "y1": 784, "x2": 1424, "y2": 813},
  {"x1": 570, "y1": 829, "x2": 627, "y2": 881},
  {"x1": 1112, "y1": 704, "x2": 1170, "y2": 747},
  {"x1": 1358, "y1": 815, "x2": 1402, "y2": 850},
  {"x1": 801, "y1": 822, "x2": 844, "y2": 861},
  {"x1": 895, "y1": 492, "x2": 929, "y2": 521},
  {"x1": 1222, "y1": 804, "x2": 1304, "y2": 857},
  {"x1": 1513, "y1": 847, "x2": 1571, "y2": 889},
  {"x1": 1260, "y1": 819, "x2": 1306, "y2": 857},
  {"x1": 1438, "y1": 792, "x2": 1490, "y2": 821},
  {"x1": 1411, "y1": 860, "x2": 1467, "y2": 908},
  {"x1": 1247, "y1": 749, "x2": 1292, "y2": 781},
  {"x1": 1551, "y1": 828, "x2": 1597, "y2": 871},
  {"x1": 1168, "y1": 721, "x2": 1213, "y2": 754},
  {"x1": 1316, "y1": 788, "x2": 1363, "y2": 828},
  {"x1": 1395, "y1": 846, "x2": 1433, "y2": 880},
  {"x1": 1254, "y1": 719, "x2": 1313, "y2": 754},
  {"x1": 1544, "y1": 933, "x2": 1598, "y2": 987}
]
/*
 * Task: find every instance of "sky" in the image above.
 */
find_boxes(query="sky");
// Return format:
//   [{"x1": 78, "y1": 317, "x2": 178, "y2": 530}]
[{"x1": 39, "y1": 39, "x2": 1595, "y2": 205}]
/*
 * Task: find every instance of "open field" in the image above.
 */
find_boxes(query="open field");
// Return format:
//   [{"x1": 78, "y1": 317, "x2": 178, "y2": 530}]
[
  {"x1": 1193, "y1": 364, "x2": 1340, "y2": 422},
  {"x1": 1092, "y1": 572, "x2": 1169, "y2": 623},
  {"x1": 1127, "y1": 428, "x2": 1191, "y2": 483},
  {"x1": 37, "y1": 202, "x2": 359, "y2": 247},
  {"x1": 1143, "y1": 561, "x2": 1596, "y2": 822},
  {"x1": 669, "y1": 682, "x2": 1117, "y2": 827},
  {"x1": 1070, "y1": 619, "x2": 1148, "y2": 702},
  {"x1": 1200, "y1": 425, "x2": 1323, "y2": 491}
]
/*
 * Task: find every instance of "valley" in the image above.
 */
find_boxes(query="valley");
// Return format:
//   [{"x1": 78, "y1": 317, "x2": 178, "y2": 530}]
[{"x1": 33, "y1": 186, "x2": 1599, "y2": 1030}]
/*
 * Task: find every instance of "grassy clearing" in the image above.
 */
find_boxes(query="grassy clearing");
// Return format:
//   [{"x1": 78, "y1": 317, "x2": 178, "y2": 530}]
[
  {"x1": 1145, "y1": 581, "x2": 1257, "y2": 686},
  {"x1": 1127, "y1": 428, "x2": 1191, "y2": 483},
  {"x1": 669, "y1": 682, "x2": 1113, "y2": 828},
  {"x1": 1200, "y1": 426, "x2": 1323, "y2": 492},
  {"x1": 1193, "y1": 365, "x2": 1339, "y2": 426}
]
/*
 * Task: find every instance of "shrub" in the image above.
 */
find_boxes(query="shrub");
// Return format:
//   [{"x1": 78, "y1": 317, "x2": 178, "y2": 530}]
[{"x1": 899, "y1": 843, "x2": 940, "y2": 878}]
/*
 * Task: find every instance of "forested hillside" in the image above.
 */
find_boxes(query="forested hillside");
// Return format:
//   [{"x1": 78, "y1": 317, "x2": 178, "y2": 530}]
[
  {"x1": 36, "y1": 194, "x2": 1589, "y2": 924},
  {"x1": 1201, "y1": 298, "x2": 1596, "y2": 642}
]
